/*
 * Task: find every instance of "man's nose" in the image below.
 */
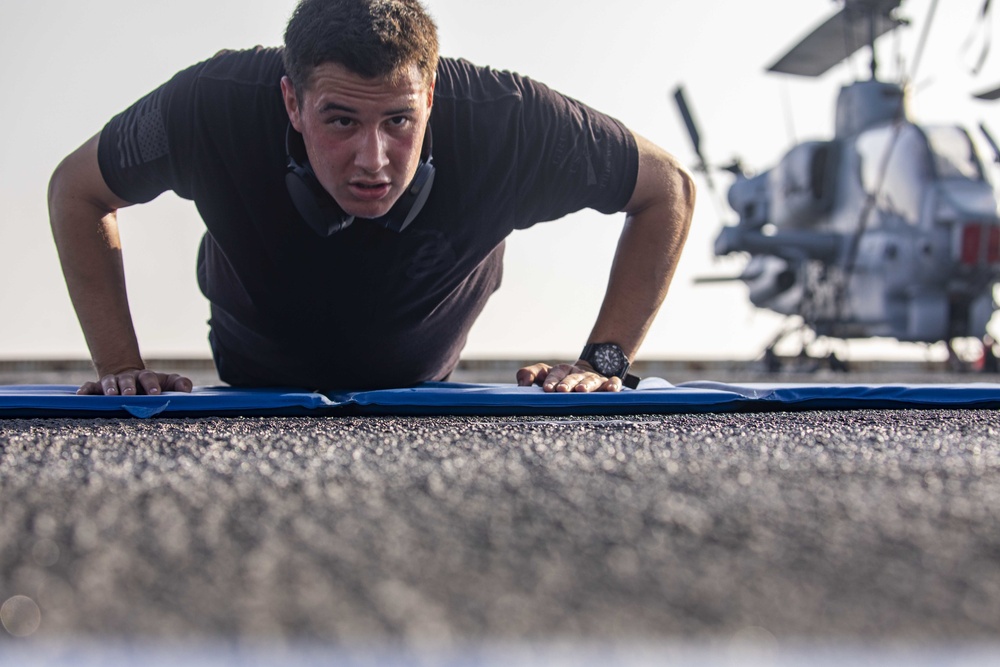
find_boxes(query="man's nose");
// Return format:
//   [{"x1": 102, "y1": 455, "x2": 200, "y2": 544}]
[{"x1": 355, "y1": 128, "x2": 389, "y2": 173}]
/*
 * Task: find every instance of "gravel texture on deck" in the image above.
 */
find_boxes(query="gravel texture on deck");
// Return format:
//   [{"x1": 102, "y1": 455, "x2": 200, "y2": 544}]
[{"x1": 3, "y1": 408, "x2": 1000, "y2": 643}]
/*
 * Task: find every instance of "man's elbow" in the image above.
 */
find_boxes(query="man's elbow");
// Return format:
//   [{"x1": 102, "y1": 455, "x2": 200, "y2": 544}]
[
  {"x1": 48, "y1": 133, "x2": 125, "y2": 221},
  {"x1": 679, "y1": 168, "x2": 697, "y2": 243},
  {"x1": 626, "y1": 134, "x2": 697, "y2": 224},
  {"x1": 671, "y1": 161, "x2": 696, "y2": 221},
  {"x1": 48, "y1": 154, "x2": 76, "y2": 217},
  {"x1": 645, "y1": 155, "x2": 697, "y2": 237}
]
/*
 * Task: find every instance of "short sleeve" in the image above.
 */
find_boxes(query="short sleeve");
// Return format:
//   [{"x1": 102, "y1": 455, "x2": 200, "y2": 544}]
[
  {"x1": 97, "y1": 62, "x2": 202, "y2": 204},
  {"x1": 510, "y1": 74, "x2": 639, "y2": 227}
]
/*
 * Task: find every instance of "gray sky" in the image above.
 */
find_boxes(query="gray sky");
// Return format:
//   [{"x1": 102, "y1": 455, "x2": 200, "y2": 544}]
[{"x1": 1, "y1": 0, "x2": 997, "y2": 362}]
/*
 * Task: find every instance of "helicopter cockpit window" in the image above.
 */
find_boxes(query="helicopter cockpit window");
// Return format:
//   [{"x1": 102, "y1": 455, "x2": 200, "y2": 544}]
[
  {"x1": 855, "y1": 122, "x2": 932, "y2": 225},
  {"x1": 924, "y1": 126, "x2": 985, "y2": 181}
]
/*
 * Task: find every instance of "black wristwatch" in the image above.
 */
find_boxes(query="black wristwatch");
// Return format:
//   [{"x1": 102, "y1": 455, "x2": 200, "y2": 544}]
[{"x1": 579, "y1": 342, "x2": 641, "y2": 389}]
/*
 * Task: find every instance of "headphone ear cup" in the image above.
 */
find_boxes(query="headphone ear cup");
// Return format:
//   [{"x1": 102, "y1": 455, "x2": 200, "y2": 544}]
[
  {"x1": 285, "y1": 162, "x2": 354, "y2": 236},
  {"x1": 375, "y1": 159, "x2": 436, "y2": 233},
  {"x1": 285, "y1": 123, "x2": 353, "y2": 236}
]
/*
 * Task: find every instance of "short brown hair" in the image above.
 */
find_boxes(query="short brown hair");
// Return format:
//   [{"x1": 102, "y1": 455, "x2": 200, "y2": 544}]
[{"x1": 283, "y1": 0, "x2": 439, "y2": 95}]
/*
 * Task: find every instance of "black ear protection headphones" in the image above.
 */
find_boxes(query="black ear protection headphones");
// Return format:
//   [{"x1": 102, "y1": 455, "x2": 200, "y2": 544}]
[{"x1": 285, "y1": 123, "x2": 435, "y2": 237}]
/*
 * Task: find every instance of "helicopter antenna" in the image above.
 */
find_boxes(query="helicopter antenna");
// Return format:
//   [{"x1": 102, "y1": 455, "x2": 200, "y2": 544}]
[{"x1": 779, "y1": 80, "x2": 798, "y2": 144}]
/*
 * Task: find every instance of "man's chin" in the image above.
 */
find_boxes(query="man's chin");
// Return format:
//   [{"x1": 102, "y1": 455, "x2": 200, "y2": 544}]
[{"x1": 341, "y1": 198, "x2": 398, "y2": 221}]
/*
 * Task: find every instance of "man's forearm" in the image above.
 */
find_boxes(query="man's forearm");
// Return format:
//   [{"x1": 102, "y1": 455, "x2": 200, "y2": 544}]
[
  {"x1": 48, "y1": 139, "x2": 144, "y2": 376},
  {"x1": 517, "y1": 134, "x2": 694, "y2": 393},
  {"x1": 585, "y1": 151, "x2": 696, "y2": 361}
]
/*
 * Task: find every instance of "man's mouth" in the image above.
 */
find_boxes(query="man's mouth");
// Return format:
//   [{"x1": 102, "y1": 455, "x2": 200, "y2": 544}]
[{"x1": 349, "y1": 181, "x2": 392, "y2": 200}]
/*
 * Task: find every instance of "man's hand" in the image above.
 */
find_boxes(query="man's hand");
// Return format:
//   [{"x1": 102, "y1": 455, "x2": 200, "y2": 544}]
[
  {"x1": 78, "y1": 369, "x2": 193, "y2": 396},
  {"x1": 516, "y1": 362, "x2": 623, "y2": 393}
]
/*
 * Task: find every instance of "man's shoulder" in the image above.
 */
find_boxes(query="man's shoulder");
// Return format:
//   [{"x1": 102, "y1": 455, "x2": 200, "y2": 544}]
[
  {"x1": 189, "y1": 46, "x2": 285, "y2": 88},
  {"x1": 160, "y1": 46, "x2": 285, "y2": 121},
  {"x1": 435, "y1": 57, "x2": 532, "y2": 104}
]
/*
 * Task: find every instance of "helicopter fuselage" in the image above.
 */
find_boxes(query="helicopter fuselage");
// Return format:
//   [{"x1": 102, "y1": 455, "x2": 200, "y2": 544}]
[{"x1": 716, "y1": 80, "x2": 1000, "y2": 343}]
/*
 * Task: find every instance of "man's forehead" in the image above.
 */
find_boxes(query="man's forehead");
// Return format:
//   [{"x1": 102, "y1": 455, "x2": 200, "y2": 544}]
[{"x1": 303, "y1": 61, "x2": 429, "y2": 99}]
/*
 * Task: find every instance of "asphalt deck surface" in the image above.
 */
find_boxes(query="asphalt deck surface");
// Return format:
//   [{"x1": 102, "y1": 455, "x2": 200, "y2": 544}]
[{"x1": 3, "y1": 403, "x2": 1000, "y2": 651}]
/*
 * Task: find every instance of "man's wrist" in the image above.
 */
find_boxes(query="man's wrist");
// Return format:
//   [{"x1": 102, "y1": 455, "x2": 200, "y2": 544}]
[
  {"x1": 579, "y1": 342, "x2": 641, "y2": 388},
  {"x1": 94, "y1": 358, "x2": 146, "y2": 377}
]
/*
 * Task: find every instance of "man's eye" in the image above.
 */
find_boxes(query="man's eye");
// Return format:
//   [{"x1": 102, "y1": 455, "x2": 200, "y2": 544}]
[
  {"x1": 388, "y1": 116, "x2": 409, "y2": 127},
  {"x1": 328, "y1": 117, "x2": 353, "y2": 127}
]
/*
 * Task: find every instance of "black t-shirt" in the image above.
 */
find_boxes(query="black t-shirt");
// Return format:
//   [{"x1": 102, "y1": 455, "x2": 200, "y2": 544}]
[{"x1": 98, "y1": 48, "x2": 639, "y2": 389}]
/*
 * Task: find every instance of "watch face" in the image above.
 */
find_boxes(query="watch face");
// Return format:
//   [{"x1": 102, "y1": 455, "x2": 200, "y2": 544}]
[{"x1": 591, "y1": 344, "x2": 626, "y2": 376}]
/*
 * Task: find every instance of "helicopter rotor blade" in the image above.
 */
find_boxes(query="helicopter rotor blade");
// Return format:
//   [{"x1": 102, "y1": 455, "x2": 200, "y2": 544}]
[
  {"x1": 980, "y1": 122, "x2": 1000, "y2": 164},
  {"x1": 693, "y1": 275, "x2": 744, "y2": 284},
  {"x1": 908, "y1": 0, "x2": 939, "y2": 83},
  {"x1": 767, "y1": 0, "x2": 905, "y2": 77},
  {"x1": 672, "y1": 85, "x2": 716, "y2": 192},
  {"x1": 960, "y1": 0, "x2": 993, "y2": 76},
  {"x1": 973, "y1": 84, "x2": 1000, "y2": 100}
]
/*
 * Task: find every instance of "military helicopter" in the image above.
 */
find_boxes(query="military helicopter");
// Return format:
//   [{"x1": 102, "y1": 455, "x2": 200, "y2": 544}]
[{"x1": 676, "y1": 0, "x2": 1000, "y2": 366}]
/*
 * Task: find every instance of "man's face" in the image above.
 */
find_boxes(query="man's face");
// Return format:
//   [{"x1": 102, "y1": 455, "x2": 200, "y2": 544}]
[{"x1": 281, "y1": 62, "x2": 434, "y2": 220}]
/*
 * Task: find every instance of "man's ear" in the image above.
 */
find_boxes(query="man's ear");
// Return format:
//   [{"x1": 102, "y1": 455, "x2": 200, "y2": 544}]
[
  {"x1": 426, "y1": 72, "x2": 436, "y2": 111},
  {"x1": 281, "y1": 76, "x2": 303, "y2": 131}
]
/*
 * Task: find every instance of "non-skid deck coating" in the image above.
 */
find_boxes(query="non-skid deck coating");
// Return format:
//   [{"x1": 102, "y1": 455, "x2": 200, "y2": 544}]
[
  {"x1": 3, "y1": 409, "x2": 1000, "y2": 644},
  {"x1": 4, "y1": 380, "x2": 1000, "y2": 417}
]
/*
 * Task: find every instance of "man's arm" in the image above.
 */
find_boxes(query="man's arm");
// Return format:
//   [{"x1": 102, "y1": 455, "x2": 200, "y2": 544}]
[
  {"x1": 48, "y1": 133, "x2": 192, "y2": 396},
  {"x1": 517, "y1": 132, "x2": 696, "y2": 392}
]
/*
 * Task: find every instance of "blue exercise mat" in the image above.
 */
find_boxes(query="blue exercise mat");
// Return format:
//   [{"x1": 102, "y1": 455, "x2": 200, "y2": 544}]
[{"x1": 3, "y1": 379, "x2": 1000, "y2": 418}]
